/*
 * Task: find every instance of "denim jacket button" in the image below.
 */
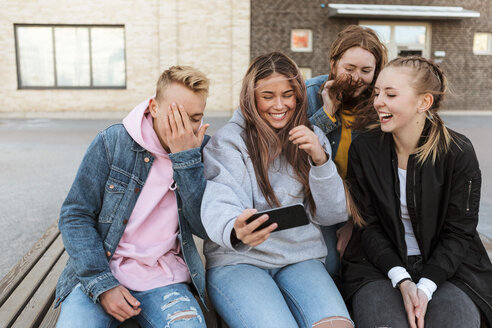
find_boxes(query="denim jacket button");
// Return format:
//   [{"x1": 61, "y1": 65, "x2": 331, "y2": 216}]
[
  {"x1": 134, "y1": 187, "x2": 140, "y2": 193},
  {"x1": 144, "y1": 157, "x2": 150, "y2": 163},
  {"x1": 123, "y1": 219, "x2": 128, "y2": 225},
  {"x1": 109, "y1": 184, "x2": 114, "y2": 189},
  {"x1": 106, "y1": 251, "x2": 111, "y2": 257}
]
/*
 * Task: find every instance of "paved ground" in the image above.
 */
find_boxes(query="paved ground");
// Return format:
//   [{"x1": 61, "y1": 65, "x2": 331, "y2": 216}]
[{"x1": 0, "y1": 114, "x2": 491, "y2": 279}]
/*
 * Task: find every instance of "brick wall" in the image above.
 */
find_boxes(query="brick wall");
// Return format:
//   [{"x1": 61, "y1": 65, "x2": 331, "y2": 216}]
[{"x1": 250, "y1": 0, "x2": 492, "y2": 111}]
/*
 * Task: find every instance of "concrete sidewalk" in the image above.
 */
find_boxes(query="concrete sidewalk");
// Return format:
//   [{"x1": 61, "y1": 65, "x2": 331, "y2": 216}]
[{"x1": 0, "y1": 114, "x2": 491, "y2": 280}]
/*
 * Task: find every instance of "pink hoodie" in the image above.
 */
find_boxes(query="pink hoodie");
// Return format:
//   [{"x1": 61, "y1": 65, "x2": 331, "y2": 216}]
[{"x1": 109, "y1": 98, "x2": 190, "y2": 291}]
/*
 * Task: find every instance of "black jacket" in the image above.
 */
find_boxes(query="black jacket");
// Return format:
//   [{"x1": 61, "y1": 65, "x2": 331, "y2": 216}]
[{"x1": 341, "y1": 127, "x2": 492, "y2": 325}]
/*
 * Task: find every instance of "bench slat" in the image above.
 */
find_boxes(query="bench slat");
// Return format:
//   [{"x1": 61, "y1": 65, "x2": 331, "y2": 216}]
[
  {"x1": 0, "y1": 221, "x2": 60, "y2": 306},
  {"x1": 0, "y1": 235, "x2": 64, "y2": 327},
  {"x1": 11, "y1": 252, "x2": 69, "y2": 328},
  {"x1": 38, "y1": 301, "x2": 61, "y2": 328}
]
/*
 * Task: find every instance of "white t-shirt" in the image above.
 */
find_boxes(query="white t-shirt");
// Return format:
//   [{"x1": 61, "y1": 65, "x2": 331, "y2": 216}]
[{"x1": 398, "y1": 168, "x2": 421, "y2": 256}]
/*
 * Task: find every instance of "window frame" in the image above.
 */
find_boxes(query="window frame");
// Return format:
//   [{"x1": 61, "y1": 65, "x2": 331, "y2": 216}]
[
  {"x1": 359, "y1": 21, "x2": 432, "y2": 59},
  {"x1": 473, "y1": 32, "x2": 492, "y2": 55},
  {"x1": 14, "y1": 24, "x2": 127, "y2": 90}
]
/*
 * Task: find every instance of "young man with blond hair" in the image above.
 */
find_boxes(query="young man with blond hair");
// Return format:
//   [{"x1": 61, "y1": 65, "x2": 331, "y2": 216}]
[{"x1": 55, "y1": 66, "x2": 210, "y2": 328}]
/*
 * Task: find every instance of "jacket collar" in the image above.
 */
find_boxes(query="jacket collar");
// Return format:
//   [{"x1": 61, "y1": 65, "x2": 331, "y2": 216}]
[{"x1": 131, "y1": 140, "x2": 147, "y2": 153}]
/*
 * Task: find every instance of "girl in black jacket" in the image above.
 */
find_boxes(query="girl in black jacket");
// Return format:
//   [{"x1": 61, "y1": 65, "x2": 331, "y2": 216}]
[{"x1": 342, "y1": 56, "x2": 492, "y2": 328}]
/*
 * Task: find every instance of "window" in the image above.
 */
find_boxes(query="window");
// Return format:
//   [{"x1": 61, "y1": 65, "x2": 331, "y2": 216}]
[
  {"x1": 15, "y1": 25, "x2": 126, "y2": 88},
  {"x1": 473, "y1": 33, "x2": 492, "y2": 55},
  {"x1": 299, "y1": 67, "x2": 312, "y2": 80},
  {"x1": 360, "y1": 22, "x2": 431, "y2": 59}
]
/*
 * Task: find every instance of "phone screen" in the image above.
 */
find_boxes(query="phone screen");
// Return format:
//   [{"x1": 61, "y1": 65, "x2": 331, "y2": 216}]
[{"x1": 246, "y1": 203, "x2": 309, "y2": 232}]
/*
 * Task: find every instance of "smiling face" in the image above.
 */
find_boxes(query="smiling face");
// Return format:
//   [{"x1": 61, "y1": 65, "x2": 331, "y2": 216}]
[
  {"x1": 332, "y1": 46, "x2": 377, "y2": 97},
  {"x1": 254, "y1": 72, "x2": 296, "y2": 129},
  {"x1": 373, "y1": 66, "x2": 428, "y2": 136}
]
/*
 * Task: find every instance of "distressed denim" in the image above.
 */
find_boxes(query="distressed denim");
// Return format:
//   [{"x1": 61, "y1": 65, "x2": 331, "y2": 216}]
[
  {"x1": 306, "y1": 75, "x2": 362, "y2": 158},
  {"x1": 57, "y1": 283, "x2": 206, "y2": 328},
  {"x1": 55, "y1": 124, "x2": 209, "y2": 308},
  {"x1": 207, "y1": 259, "x2": 352, "y2": 328}
]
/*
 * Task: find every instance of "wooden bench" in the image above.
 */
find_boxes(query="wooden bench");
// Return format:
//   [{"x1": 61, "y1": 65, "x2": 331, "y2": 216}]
[
  {"x1": 0, "y1": 222, "x2": 222, "y2": 328},
  {"x1": 0, "y1": 222, "x2": 65, "y2": 328}
]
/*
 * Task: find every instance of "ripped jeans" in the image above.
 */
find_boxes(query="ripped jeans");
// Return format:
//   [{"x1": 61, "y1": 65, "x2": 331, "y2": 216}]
[{"x1": 56, "y1": 283, "x2": 206, "y2": 328}]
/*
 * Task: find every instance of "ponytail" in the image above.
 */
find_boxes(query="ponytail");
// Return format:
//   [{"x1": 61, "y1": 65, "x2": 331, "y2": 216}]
[{"x1": 387, "y1": 56, "x2": 454, "y2": 164}]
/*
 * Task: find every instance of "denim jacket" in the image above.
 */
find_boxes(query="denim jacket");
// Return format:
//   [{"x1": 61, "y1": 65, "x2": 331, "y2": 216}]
[
  {"x1": 55, "y1": 124, "x2": 210, "y2": 309},
  {"x1": 306, "y1": 75, "x2": 360, "y2": 158}
]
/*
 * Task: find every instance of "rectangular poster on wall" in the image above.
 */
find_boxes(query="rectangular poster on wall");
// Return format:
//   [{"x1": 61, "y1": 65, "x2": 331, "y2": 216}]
[{"x1": 291, "y1": 29, "x2": 312, "y2": 52}]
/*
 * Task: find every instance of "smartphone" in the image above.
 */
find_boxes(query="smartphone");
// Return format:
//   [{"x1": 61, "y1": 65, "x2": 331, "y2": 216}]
[{"x1": 246, "y1": 203, "x2": 309, "y2": 232}]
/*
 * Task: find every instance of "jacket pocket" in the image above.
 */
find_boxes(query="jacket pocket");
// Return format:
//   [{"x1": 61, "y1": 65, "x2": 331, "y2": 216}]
[
  {"x1": 463, "y1": 170, "x2": 481, "y2": 217},
  {"x1": 98, "y1": 177, "x2": 127, "y2": 223}
]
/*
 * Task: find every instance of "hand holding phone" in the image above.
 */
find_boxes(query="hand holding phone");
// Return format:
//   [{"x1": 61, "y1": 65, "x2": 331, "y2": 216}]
[
  {"x1": 246, "y1": 203, "x2": 309, "y2": 232},
  {"x1": 233, "y1": 209, "x2": 277, "y2": 247}
]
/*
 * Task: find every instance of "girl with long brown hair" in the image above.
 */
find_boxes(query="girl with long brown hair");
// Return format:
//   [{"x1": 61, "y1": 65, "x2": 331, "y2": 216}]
[
  {"x1": 306, "y1": 25, "x2": 388, "y2": 276},
  {"x1": 201, "y1": 52, "x2": 353, "y2": 327},
  {"x1": 341, "y1": 56, "x2": 492, "y2": 327}
]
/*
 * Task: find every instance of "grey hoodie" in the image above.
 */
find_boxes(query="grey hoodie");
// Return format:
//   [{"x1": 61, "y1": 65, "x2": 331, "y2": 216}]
[{"x1": 201, "y1": 109, "x2": 347, "y2": 269}]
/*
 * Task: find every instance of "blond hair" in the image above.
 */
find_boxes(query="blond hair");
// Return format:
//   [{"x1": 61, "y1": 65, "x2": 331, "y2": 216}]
[
  {"x1": 386, "y1": 56, "x2": 453, "y2": 164},
  {"x1": 155, "y1": 66, "x2": 210, "y2": 100}
]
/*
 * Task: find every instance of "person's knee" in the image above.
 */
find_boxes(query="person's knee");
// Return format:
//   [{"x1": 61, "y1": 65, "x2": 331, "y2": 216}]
[
  {"x1": 313, "y1": 316, "x2": 354, "y2": 328},
  {"x1": 164, "y1": 307, "x2": 203, "y2": 326},
  {"x1": 157, "y1": 289, "x2": 205, "y2": 327}
]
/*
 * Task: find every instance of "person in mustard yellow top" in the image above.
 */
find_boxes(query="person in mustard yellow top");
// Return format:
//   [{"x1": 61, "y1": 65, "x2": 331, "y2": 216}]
[{"x1": 306, "y1": 25, "x2": 388, "y2": 277}]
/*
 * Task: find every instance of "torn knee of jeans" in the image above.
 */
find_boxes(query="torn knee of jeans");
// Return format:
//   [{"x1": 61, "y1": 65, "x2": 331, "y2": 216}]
[
  {"x1": 167, "y1": 307, "x2": 202, "y2": 324},
  {"x1": 161, "y1": 292, "x2": 191, "y2": 311},
  {"x1": 312, "y1": 316, "x2": 354, "y2": 328}
]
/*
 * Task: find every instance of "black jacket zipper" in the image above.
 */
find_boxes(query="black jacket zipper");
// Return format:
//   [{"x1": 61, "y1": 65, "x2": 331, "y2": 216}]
[{"x1": 466, "y1": 179, "x2": 472, "y2": 212}]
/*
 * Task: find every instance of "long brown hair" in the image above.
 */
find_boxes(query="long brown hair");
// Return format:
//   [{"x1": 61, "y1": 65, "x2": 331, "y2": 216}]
[
  {"x1": 327, "y1": 25, "x2": 388, "y2": 129},
  {"x1": 240, "y1": 52, "x2": 315, "y2": 213}
]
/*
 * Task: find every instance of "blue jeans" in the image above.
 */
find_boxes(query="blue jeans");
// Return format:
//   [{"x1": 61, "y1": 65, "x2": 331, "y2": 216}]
[
  {"x1": 56, "y1": 283, "x2": 206, "y2": 328},
  {"x1": 321, "y1": 224, "x2": 340, "y2": 277},
  {"x1": 207, "y1": 259, "x2": 352, "y2": 328}
]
